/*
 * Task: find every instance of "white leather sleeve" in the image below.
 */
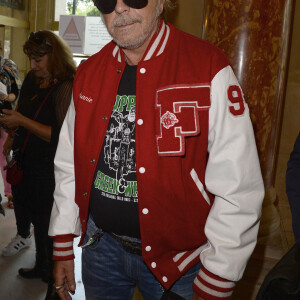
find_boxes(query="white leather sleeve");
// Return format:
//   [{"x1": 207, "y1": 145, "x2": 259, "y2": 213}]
[
  {"x1": 49, "y1": 96, "x2": 81, "y2": 237},
  {"x1": 200, "y1": 66, "x2": 265, "y2": 281}
]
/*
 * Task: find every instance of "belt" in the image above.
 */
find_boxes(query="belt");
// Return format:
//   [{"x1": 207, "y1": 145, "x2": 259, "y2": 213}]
[{"x1": 108, "y1": 233, "x2": 142, "y2": 256}]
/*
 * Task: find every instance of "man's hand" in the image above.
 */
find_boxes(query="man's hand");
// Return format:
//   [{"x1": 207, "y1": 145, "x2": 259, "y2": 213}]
[
  {"x1": 53, "y1": 260, "x2": 76, "y2": 300},
  {"x1": 193, "y1": 293, "x2": 205, "y2": 300}
]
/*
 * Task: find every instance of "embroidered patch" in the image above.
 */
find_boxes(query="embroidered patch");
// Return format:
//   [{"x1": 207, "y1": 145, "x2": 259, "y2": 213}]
[
  {"x1": 227, "y1": 85, "x2": 245, "y2": 116},
  {"x1": 156, "y1": 84, "x2": 210, "y2": 156},
  {"x1": 161, "y1": 111, "x2": 179, "y2": 129},
  {"x1": 79, "y1": 92, "x2": 93, "y2": 103}
]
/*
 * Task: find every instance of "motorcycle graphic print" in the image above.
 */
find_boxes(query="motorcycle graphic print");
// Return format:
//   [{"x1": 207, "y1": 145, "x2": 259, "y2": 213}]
[{"x1": 94, "y1": 95, "x2": 138, "y2": 202}]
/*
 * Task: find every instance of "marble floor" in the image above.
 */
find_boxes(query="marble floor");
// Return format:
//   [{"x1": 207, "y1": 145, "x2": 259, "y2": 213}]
[{"x1": 0, "y1": 195, "x2": 85, "y2": 300}]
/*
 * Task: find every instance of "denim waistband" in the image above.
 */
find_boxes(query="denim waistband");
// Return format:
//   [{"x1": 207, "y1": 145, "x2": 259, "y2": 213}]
[
  {"x1": 87, "y1": 214, "x2": 141, "y2": 242},
  {"x1": 86, "y1": 214, "x2": 142, "y2": 255}
]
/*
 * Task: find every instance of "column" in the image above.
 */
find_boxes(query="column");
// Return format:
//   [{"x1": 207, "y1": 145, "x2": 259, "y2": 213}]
[
  {"x1": 202, "y1": 0, "x2": 295, "y2": 248},
  {"x1": 29, "y1": 0, "x2": 55, "y2": 31}
]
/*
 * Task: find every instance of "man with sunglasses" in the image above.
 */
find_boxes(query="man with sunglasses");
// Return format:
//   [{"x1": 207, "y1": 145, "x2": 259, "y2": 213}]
[{"x1": 49, "y1": 1, "x2": 264, "y2": 299}]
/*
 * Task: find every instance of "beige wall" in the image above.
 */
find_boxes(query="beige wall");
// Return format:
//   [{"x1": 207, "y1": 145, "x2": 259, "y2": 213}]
[
  {"x1": 166, "y1": 0, "x2": 205, "y2": 38},
  {"x1": 275, "y1": 1, "x2": 300, "y2": 248},
  {"x1": 28, "y1": 0, "x2": 55, "y2": 31},
  {"x1": 0, "y1": 0, "x2": 55, "y2": 80},
  {"x1": 0, "y1": 0, "x2": 29, "y2": 80}
]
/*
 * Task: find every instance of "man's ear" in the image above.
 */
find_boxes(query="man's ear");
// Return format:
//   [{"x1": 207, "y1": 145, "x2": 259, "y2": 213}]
[{"x1": 160, "y1": 0, "x2": 166, "y2": 14}]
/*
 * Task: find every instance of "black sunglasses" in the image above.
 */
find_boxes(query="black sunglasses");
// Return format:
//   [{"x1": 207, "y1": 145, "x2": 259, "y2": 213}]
[
  {"x1": 93, "y1": 0, "x2": 148, "y2": 14},
  {"x1": 29, "y1": 31, "x2": 52, "y2": 48}
]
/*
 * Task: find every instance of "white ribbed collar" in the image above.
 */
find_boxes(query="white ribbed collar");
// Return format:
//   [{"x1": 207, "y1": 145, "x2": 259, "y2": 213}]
[{"x1": 112, "y1": 20, "x2": 170, "y2": 63}]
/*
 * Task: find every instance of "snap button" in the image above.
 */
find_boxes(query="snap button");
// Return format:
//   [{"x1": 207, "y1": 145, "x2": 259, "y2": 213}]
[
  {"x1": 142, "y1": 208, "x2": 149, "y2": 215},
  {"x1": 82, "y1": 219, "x2": 86, "y2": 223},
  {"x1": 140, "y1": 68, "x2": 146, "y2": 74},
  {"x1": 117, "y1": 69, "x2": 122, "y2": 73},
  {"x1": 162, "y1": 276, "x2": 168, "y2": 282},
  {"x1": 151, "y1": 262, "x2": 156, "y2": 268},
  {"x1": 137, "y1": 119, "x2": 143, "y2": 125},
  {"x1": 145, "y1": 246, "x2": 151, "y2": 252},
  {"x1": 83, "y1": 192, "x2": 88, "y2": 196},
  {"x1": 139, "y1": 167, "x2": 145, "y2": 173},
  {"x1": 91, "y1": 158, "x2": 96, "y2": 163},
  {"x1": 102, "y1": 116, "x2": 108, "y2": 121}
]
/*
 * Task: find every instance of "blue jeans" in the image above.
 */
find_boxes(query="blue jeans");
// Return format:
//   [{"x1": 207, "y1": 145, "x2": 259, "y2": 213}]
[{"x1": 82, "y1": 216, "x2": 201, "y2": 300}]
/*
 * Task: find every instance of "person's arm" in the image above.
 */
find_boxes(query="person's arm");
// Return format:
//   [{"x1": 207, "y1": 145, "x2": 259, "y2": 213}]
[
  {"x1": 0, "y1": 109, "x2": 51, "y2": 142},
  {"x1": 0, "y1": 72, "x2": 20, "y2": 102},
  {"x1": 286, "y1": 133, "x2": 300, "y2": 246},
  {"x1": 193, "y1": 65, "x2": 264, "y2": 299},
  {"x1": 48, "y1": 98, "x2": 81, "y2": 299},
  {"x1": 54, "y1": 260, "x2": 76, "y2": 300},
  {"x1": 0, "y1": 92, "x2": 16, "y2": 102}
]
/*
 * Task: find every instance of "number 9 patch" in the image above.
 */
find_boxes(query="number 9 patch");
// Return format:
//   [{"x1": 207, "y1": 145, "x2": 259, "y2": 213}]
[{"x1": 227, "y1": 85, "x2": 245, "y2": 116}]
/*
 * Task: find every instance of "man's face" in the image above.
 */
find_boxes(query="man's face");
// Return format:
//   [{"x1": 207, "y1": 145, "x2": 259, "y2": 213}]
[{"x1": 102, "y1": 0, "x2": 164, "y2": 50}]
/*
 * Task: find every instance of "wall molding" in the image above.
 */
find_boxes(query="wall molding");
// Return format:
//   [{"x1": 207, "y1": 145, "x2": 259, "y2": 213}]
[{"x1": 0, "y1": 15, "x2": 29, "y2": 28}]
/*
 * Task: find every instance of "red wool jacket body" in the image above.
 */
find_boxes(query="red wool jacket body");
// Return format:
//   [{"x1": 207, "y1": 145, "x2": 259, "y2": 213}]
[{"x1": 49, "y1": 21, "x2": 264, "y2": 300}]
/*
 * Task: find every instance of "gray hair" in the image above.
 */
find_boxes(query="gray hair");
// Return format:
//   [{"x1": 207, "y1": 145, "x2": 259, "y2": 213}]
[
  {"x1": 162, "y1": 0, "x2": 176, "y2": 19},
  {"x1": 164, "y1": 0, "x2": 176, "y2": 9}
]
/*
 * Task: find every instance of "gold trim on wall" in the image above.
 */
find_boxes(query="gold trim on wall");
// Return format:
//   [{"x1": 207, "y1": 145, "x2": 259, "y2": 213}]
[{"x1": 0, "y1": 15, "x2": 29, "y2": 28}]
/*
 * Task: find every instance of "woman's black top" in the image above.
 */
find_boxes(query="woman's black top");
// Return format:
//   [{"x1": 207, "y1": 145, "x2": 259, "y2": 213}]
[{"x1": 13, "y1": 71, "x2": 73, "y2": 178}]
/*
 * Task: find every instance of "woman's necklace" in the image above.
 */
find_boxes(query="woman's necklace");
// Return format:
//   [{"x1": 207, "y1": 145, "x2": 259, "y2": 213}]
[{"x1": 39, "y1": 80, "x2": 50, "y2": 89}]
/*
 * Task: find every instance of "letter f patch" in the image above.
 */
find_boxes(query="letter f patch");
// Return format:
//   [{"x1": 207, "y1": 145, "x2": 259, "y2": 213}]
[{"x1": 156, "y1": 85, "x2": 210, "y2": 156}]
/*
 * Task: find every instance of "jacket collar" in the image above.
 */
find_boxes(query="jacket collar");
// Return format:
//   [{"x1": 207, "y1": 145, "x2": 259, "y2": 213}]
[{"x1": 112, "y1": 19, "x2": 170, "y2": 63}]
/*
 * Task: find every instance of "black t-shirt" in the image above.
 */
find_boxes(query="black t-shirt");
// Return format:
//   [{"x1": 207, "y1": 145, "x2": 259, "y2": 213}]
[{"x1": 89, "y1": 64, "x2": 140, "y2": 238}]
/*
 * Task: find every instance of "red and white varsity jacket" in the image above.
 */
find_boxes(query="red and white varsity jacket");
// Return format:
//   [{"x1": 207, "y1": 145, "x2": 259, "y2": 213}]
[{"x1": 49, "y1": 21, "x2": 264, "y2": 300}]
